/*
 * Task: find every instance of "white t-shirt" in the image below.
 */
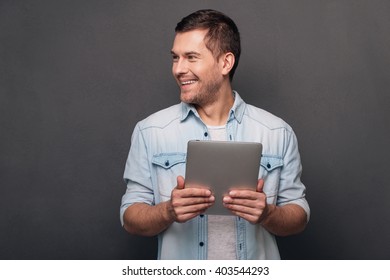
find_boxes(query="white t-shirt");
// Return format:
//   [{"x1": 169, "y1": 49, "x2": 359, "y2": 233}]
[{"x1": 206, "y1": 125, "x2": 237, "y2": 260}]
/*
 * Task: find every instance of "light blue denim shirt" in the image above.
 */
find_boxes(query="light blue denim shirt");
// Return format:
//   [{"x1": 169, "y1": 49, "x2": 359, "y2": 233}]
[{"x1": 120, "y1": 92, "x2": 310, "y2": 259}]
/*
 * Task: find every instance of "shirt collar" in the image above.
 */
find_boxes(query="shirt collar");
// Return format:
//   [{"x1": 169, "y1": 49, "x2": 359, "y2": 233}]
[
  {"x1": 180, "y1": 102, "x2": 198, "y2": 121},
  {"x1": 229, "y1": 91, "x2": 246, "y2": 123},
  {"x1": 180, "y1": 90, "x2": 246, "y2": 123}
]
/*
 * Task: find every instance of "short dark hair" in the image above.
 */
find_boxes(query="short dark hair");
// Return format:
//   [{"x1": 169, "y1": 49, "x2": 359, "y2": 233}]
[{"x1": 175, "y1": 9, "x2": 241, "y2": 81}]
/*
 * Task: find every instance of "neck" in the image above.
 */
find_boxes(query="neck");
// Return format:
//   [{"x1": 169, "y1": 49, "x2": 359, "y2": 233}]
[{"x1": 196, "y1": 85, "x2": 234, "y2": 126}]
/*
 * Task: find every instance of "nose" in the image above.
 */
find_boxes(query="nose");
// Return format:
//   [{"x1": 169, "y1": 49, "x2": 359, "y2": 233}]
[{"x1": 173, "y1": 57, "x2": 189, "y2": 77}]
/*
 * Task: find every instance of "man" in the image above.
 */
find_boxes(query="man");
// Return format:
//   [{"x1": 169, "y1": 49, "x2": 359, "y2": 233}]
[{"x1": 120, "y1": 9, "x2": 310, "y2": 259}]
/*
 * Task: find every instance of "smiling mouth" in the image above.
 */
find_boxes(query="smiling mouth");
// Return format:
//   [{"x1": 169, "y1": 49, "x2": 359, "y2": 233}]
[{"x1": 180, "y1": 79, "x2": 198, "y2": 86}]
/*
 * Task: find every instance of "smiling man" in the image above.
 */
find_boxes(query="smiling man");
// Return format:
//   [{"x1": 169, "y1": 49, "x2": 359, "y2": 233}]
[
  {"x1": 120, "y1": 9, "x2": 310, "y2": 260},
  {"x1": 171, "y1": 28, "x2": 235, "y2": 126}
]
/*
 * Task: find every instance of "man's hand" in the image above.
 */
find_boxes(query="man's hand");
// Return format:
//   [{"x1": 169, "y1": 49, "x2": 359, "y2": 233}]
[
  {"x1": 168, "y1": 176, "x2": 215, "y2": 223},
  {"x1": 222, "y1": 179, "x2": 268, "y2": 224}
]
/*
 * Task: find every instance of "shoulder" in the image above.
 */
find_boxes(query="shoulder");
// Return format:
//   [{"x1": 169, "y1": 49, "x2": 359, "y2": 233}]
[
  {"x1": 137, "y1": 103, "x2": 182, "y2": 130},
  {"x1": 244, "y1": 104, "x2": 293, "y2": 132}
]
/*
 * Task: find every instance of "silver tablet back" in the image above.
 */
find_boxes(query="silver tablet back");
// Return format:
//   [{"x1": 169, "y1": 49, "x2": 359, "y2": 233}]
[{"x1": 185, "y1": 140, "x2": 262, "y2": 215}]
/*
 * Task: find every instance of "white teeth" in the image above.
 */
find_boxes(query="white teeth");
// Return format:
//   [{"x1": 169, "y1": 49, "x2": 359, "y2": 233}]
[{"x1": 181, "y1": 80, "x2": 197, "y2": 85}]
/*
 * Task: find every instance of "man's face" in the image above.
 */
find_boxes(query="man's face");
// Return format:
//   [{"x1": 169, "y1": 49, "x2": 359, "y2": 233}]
[{"x1": 171, "y1": 29, "x2": 224, "y2": 106}]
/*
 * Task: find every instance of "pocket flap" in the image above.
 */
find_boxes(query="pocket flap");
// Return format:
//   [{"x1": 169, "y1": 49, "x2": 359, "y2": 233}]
[
  {"x1": 152, "y1": 153, "x2": 186, "y2": 169},
  {"x1": 261, "y1": 155, "x2": 283, "y2": 171}
]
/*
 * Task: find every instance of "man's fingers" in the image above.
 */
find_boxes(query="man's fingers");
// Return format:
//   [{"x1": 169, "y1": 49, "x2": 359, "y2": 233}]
[
  {"x1": 172, "y1": 187, "x2": 212, "y2": 199},
  {"x1": 227, "y1": 189, "x2": 264, "y2": 200},
  {"x1": 256, "y1": 178, "x2": 264, "y2": 193},
  {"x1": 171, "y1": 177, "x2": 215, "y2": 223},
  {"x1": 223, "y1": 196, "x2": 265, "y2": 216},
  {"x1": 176, "y1": 175, "x2": 185, "y2": 190},
  {"x1": 221, "y1": 179, "x2": 268, "y2": 224},
  {"x1": 176, "y1": 176, "x2": 212, "y2": 196},
  {"x1": 174, "y1": 202, "x2": 214, "y2": 216},
  {"x1": 229, "y1": 211, "x2": 260, "y2": 224},
  {"x1": 172, "y1": 200, "x2": 214, "y2": 223},
  {"x1": 172, "y1": 195, "x2": 215, "y2": 207}
]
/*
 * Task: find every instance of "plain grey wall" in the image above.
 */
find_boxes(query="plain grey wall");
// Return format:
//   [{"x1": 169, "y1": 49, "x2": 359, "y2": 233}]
[{"x1": 1, "y1": 0, "x2": 389, "y2": 259}]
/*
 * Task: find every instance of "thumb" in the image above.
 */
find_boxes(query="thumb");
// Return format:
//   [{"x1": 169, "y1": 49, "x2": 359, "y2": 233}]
[
  {"x1": 176, "y1": 176, "x2": 185, "y2": 190},
  {"x1": 256, "y1": 178, "x2": 264, "y2": 193}
]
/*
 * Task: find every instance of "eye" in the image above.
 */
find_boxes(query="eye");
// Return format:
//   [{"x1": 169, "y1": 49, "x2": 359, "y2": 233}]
[
  {"x1": 187, "y1": 55, "x2": 198, "y2": 62},
  {"x1": 172, "y1": 55, "x2": 179, "y2": 62}
]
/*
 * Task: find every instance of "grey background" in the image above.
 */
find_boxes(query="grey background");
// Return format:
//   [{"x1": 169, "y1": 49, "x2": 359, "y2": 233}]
[{"x1": 1, "y1": 0, "x2": 389, "y2": 259}]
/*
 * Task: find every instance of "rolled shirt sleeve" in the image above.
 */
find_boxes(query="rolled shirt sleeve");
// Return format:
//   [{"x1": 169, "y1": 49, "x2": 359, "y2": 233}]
[
  {"x1": 120, "y1": 123, "x2": 154, "y2": 226},
  {"x1": 277, "y1": 128, "x2": 310, "y2": 222}
]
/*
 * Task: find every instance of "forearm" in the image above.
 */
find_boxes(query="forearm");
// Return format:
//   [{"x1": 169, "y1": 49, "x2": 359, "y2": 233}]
[
  {"x1": 123, "y1": 202, "x2": 174, "y2": 237},
  {"x1": 260, "y1": 204, "x2": 307, "y2": 237}
]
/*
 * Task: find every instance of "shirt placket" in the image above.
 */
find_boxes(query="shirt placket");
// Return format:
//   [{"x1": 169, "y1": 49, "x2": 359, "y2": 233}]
[
  {"x1": 235, "y1": 217, "x2": 247, "y2": 260},
  {"x1": 197, "y1": 214, "x2": 207, "y2": 259}
]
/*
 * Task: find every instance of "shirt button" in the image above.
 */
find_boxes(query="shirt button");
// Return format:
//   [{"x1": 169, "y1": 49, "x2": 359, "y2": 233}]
[
  {"x1": 165, "y1": 160, "x2": 170, "y2": 167},
  {"x1": 200, "y1": 214, "x2": 204, "y2": 218},
  {"x1": 267, "y1": 163, "x2": 271, "y2": 169},
  {"x1": 204, "y1": 132, "x2": 208, "y2": 137},
  {"x1": 199, "y1": 242, "x2": 204, "y2": 247}
]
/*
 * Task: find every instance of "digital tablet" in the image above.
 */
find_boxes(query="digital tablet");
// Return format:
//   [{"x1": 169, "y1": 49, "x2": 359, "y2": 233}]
[{"x1": 185, "y1": 140, "x2": 262, "y2": 215}]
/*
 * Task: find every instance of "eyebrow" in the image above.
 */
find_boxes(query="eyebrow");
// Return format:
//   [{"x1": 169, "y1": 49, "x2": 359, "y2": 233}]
[{"x1": 170, "y1": 50, "x2": 201, "y2": 57}]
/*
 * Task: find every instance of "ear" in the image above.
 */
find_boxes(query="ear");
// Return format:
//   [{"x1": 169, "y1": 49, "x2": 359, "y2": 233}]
[{"x1": 220, "y1": 52, "x2": 235, "y2": 77}]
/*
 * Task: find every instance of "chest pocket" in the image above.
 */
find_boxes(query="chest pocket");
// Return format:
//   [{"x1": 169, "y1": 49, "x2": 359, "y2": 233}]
[
  {"x1": 260, "y1": 155, "x2": 284, "y2": 203},
  {"x1": 152, "y1": 153, "x2": 186, "y2": 201}
]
